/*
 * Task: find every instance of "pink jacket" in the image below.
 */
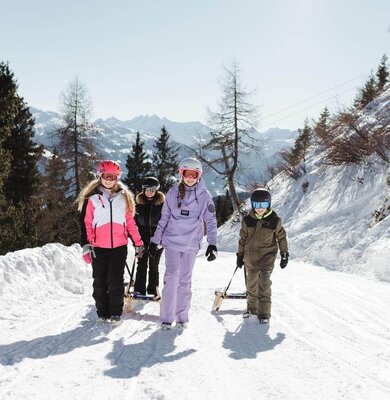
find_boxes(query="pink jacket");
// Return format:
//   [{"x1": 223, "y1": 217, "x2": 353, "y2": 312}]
[{"x1": 84, "y1": 189, "x2": 143, "y2": 249}]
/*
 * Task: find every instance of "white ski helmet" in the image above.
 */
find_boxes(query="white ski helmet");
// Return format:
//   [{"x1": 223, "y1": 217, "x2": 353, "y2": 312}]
[{"x1": 178, "y1": 157, "x2": 203, "y2": 178}]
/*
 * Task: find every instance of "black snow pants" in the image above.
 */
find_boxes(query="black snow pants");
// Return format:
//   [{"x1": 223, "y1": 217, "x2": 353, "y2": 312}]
[
  {"x1": 134, "y1": 248, "x2": 163, "y2": 295},
  {"x1": 91, "y1": 245, "x2": 127, "y2": 318}
]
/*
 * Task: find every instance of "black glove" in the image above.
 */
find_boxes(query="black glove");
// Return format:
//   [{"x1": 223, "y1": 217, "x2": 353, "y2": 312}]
[
  {"x1": 205, "y1": 244, "x2": 217, "y2": 262},
  {"x1": 148, "y1": 242, "x2": 157, "y2": 258},
  {"x1": 236, "y1": 253, "x2": 244, "y2": 268},
  {"x1": 280, "y1": 252, "x2": 289, "y2": 269}
]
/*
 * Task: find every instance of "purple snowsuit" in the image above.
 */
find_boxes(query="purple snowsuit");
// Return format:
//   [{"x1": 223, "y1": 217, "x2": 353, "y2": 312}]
[{"x1": 151, "y1": 179, "x2": 217, "y2": 324}]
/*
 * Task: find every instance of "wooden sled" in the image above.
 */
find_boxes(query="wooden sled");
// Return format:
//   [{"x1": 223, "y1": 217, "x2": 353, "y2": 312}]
[{"x1": 213, "y1": 289, "x2": 246, "y2": 311}]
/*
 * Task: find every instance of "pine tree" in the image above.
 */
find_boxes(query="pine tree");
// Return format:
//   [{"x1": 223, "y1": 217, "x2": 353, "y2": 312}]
[
  {"x1": 0, "y1": 62, "x2": 15, "y2": 193},
  {"x1": 0, "y1": 62, "x2": 42, "y2": 253},
  {"x1": 36, "y1": 149, "x2": 79, "y2": 245},
  {"x1": 354, "y1": 73, "x2": 378, "y2": 109},
  {"x1": 215, "y1": 190, "x2": 234, "y2": 226},
  {"x1": 124, "y1": 131, "x2": 151, "y2": 194},
  {"x1": 295, "y1": 119, "x2": 312, "y2": 170},
  {"x1": 3, "y1": 101, "x2": 42, "y2": 204},
  {"x1": 215, "y1": 196, "x2": 223, "y2": 225},
  {"x1": 314, "y1": 107, "x2": 332, "y2": 145},
  {"x1": 376, "y1": 54, "x2": 389, "y2": 92},
  {"x1": 0, "y1": 62, "x2": 18, "y2": 254},
  {"x1": 152, "y1": 126, "x2": 179, "y2": 192},
  {"x1": 281, "y1": 119, "x2": 312, "y2": 179}
]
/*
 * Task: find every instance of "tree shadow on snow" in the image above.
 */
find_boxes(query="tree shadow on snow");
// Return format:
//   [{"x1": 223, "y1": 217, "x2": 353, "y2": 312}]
[
  {"x1": 104, "y1": 325, "x2": 197, "y2": 379},
  {"x1": 223, "y1": 321, "x2": 285, "y2": 359},
  {"x1": 0, "y1": 307, "x2": 109, "y2": 366}
]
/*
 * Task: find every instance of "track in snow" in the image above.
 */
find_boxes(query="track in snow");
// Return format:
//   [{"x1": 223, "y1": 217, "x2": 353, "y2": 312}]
[{"x1": 0, "y1": 253, "x2": 389, "y2": 400}]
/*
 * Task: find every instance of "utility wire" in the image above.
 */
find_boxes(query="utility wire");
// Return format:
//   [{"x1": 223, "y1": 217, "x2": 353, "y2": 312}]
[
  {"x1": 261, "y1": 74, "x2": 366, "y2": 122},
  {"x1": 261, "y1": 85, "x2": 359, "y2": 129}
]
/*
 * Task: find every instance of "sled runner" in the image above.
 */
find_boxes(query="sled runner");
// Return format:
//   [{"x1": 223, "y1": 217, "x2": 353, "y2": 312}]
[
  {"x1": 123, "y1": 259, "x2": 161, "y2": 311},
  {"x1": 212, "y1": 265, "x2": 247, "y2": 311},
  {"x1": 213, "y1": 290, "x2": 247, "y2": 311}
]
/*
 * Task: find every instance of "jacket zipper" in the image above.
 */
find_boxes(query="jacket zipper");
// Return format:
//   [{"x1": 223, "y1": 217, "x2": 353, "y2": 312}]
[
  {"x1": 149, "y1": 203, "x2": 152, "y2": 239},
  {"x1": 109, "y1": 200, "x2": 114, "y2": 248}
]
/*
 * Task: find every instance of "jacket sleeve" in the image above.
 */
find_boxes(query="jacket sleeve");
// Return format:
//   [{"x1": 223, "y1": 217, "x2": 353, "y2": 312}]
[
  {"x1": 150, "y1": 190, "x2": 172, "y2": 245},
  {"x1": 126, "y1": 212, "x2": 143, "y2": 247},
  {"x1": 79, "y1": 199, "x2": 89, "y2": 246},
  {"x1": 238, "y1": 219, "x2": 248, "y2": 256},
  {"x1": 203, "y1": 193, "x2": 217, "y2": 246},
  {"x1": 275, "y1": 219, "x2": 288, "y2": 253},
  {"x1": 83, "y1": 199, "x2": 95, "y2": 246}
]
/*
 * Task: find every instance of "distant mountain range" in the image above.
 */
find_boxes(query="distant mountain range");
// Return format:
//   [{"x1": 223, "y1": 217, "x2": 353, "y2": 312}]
[{"x1": 30, "y1": 107, "x2": 297, "y2": 196}]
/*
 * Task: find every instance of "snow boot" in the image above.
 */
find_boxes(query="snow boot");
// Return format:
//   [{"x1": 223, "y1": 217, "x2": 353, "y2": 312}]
[
  {"x1": 110, "y1": 315, "x2": 122, "y2": 326},
  {"x1": 160, "y1": 322, "x2": 172, "y2": 330},
  {"x1": 242, "y1": 310, "x2": 256, "y2": 319}
]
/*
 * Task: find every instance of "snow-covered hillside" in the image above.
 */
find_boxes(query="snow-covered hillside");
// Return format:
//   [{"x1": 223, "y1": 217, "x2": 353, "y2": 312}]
[
  {"x1": 1, "y1": 244, "x2": 389, "y2": 400},
  {"x1": 218, "y1": 87, "x2": 390, "y2": 282}
]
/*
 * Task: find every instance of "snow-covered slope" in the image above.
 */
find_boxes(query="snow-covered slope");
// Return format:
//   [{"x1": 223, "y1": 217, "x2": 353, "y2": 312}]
[
  {"x1": 218, "y1": 87, "x2": 390, "y2": 282},
  {"x1": 0, "y1": 244, "x2": 389, "y2": 399}
]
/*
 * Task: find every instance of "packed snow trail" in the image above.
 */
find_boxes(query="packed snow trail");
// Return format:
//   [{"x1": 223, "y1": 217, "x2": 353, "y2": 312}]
[{"x1": 0, "y1": 247, "x2": 389, "y2": 400}]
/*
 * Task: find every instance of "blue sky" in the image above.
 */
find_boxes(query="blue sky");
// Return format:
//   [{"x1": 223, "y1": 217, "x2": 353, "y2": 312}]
[{"x1": 1, "y1": 0, "x2": 389, "y2": 130}]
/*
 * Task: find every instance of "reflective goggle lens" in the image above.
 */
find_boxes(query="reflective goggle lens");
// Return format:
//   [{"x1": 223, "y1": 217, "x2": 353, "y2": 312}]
[
  {"x1": 101, "y1": 173, "x2": 118, "y2": 181},
  {"x1": 252, "y1": 201, "x2": 270, "y2": 209},
  {"x1": 183, "y1": 170, "x2": 199, "y2": 179},
  {"x1": 143, "y1": 186, "x2": 158, "y2": 192}
]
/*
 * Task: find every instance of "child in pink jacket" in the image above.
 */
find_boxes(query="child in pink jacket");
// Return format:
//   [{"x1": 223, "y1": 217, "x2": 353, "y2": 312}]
[{"x1": 77, "y1": 160, "x2": 143, "y2": 325}]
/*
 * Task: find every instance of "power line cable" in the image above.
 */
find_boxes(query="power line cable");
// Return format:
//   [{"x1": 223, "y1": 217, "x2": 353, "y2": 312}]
[
  {"x1": 261, "y1": 85, "x2": 359, "y2": 129},
  {"x1": 261, "y1": 74, "x2": 366, "y2": 121}
]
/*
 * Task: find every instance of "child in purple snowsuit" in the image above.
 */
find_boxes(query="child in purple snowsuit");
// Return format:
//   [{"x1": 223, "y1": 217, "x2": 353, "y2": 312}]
[{"x1": 149, "y1": 158, "x2": 218, "y2": 329}]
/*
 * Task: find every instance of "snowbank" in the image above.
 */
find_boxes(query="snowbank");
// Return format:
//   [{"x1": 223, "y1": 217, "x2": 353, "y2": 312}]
[{"x1": 0, "y1": 243, "x2": 91, "y2": 299}]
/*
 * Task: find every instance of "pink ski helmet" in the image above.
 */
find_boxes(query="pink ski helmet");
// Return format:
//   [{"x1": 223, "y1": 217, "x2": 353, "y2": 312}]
[{"x1": 97, "y1": 160, "x2": 122, "y2": 178}]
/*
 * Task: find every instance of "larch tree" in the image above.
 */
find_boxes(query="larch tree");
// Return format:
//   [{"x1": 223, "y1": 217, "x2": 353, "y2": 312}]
[
  {"x1": 56, "y1": 76, "x2": 98, "y2": 198},
  {"x1": 194, "y1": 61, "x2": 259, "y2": 211}
]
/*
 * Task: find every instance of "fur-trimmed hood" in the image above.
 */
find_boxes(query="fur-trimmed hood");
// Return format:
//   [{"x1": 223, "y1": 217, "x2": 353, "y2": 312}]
[{"x1": 136, "y1": 191, "x2": 165, "y2": 206}]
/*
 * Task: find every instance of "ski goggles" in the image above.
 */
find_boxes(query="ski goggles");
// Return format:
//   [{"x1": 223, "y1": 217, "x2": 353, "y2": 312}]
[
  {"x1": 251, "y1": 201, "x2": 270, "y2": 209},
  {"x1": 143, "y1": 186, "x2": 158, "y2": 192},
  {"x1": 183, "y1": 170, "x2": 199, "y2": 179},
  {"x1": 101, "y1": 173, "x2": 118, "y2": 181}
]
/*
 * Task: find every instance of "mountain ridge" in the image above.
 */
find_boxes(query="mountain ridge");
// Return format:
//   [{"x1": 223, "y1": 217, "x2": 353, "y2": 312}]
[{"x1": 30, "y1": 107, "x2": 297, "y2": 196}]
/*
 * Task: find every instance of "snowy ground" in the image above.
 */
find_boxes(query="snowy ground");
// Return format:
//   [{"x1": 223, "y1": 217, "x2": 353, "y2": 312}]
[{"x1": 0, "y1": 245, "x2": 390, "y2": 400}]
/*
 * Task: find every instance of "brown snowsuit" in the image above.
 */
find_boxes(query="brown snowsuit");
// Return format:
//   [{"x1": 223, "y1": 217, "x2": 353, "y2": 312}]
[{"x1": 238, "y1": 209, "x2": 288, "y2": 319}]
